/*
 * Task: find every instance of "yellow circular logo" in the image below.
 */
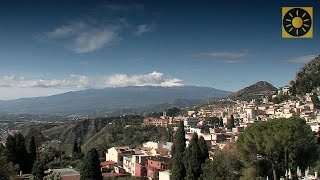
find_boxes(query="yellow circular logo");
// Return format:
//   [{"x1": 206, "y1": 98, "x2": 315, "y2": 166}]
[{"x1": 283, "y1": 8, "x2": 312, "y2": 37}]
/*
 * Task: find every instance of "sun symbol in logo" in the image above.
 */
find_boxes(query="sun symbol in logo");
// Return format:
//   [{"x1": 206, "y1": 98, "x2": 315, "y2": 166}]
[{"x1": 283, "y1": 8, "x2": 312, "y2": 37}]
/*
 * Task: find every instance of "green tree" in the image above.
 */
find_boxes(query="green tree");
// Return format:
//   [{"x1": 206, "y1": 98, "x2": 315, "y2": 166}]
[
  {"x1": 166, "y1": 107, "x2": 180, "y2": 117},
  {"x1": 227, "y1": 114, "x2": 235, "y2": 130},
  {"x1": 201, "y1": 147, "x2": 242, "y2": 180},
  {"x1": 219, "y1": 117, "x2": 224, "y2": 127},
  {"x1": 184, "y1": 133, "x2": 202, "y2": 180},
  {"x1": 240, "y1": 167, "x2": 258, "y2": 180},
  {"x1": 198, "y1": 136, "x2": 209, "y2": 164},
  {"x1": 206, "y1": 117, "x2": 220, "y2": 128},
  {"x1": 15, "y1": 133, "x2": 30, "y2": 173},
  {"x1": 5, "y1": 135, "x2": 16, "y2": 164},
  {"x1": 28, "y1": 136, "x2": 37, "y2": 170},
  {"x1": 25, "y1": 128, "x2": 45, "y2": 148},
  {"x1": 236, "y1": 117, "x2": 318, "y2": 180},
  {"x1": 272, "y1": 96, "x2": 281, "y2": 104},
  {"x1": 72, "y1": 138, "x2": 79, "y2": 155},
  {"x1": 171, "y1": 121, "x2": 186, "y2": 180},
  {"x1": 32, "y1": 160, "x2": 45, "y2": 180},
  {"x1": 42, "y1": 146, "x2": 64, "y2": 164},
  {"x1": 312, "y1": 92, "x2": 320, "y2": 109},
  {"x1": 290, "y1": 81, "x2": 297, "y2": 96},
  {"x1": 167, "y1": 126, "x2": 174, "y2": 142},
  {"x1": 72, "y1": 139, "x2": 84, "y2": 160},
  {"x1": 80, "y1": 148, "x2": 102, "y2": 180},
  {"x1": 0, "y1": 144, "x2": 16, "y2": 179}
]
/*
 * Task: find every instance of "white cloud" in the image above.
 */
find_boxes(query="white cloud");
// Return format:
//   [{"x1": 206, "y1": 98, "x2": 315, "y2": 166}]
[
  {"x1": 0, "y1": 75, "x2": 91, "y2": 89},
  {"x1": 0, "y1": 72, "x2": 182, "y2": 90},
  {"x1": 286, "y1": 55, "x2": 318, "y2": 64},
  {"x1": 104, "y1": 71, "x2": 183, "y2": 87},
  {"x1": 192, "y1": 51, "x2": 251, "y2": 59},
  {"x1": 45, "y1": 22, "x2": 87, "y2": 39},
  {"x1": 43, "y1": 22, "x2": 120, "y2": 53},
  {"x1": 72, "y1": 26, "x2": 119, "y2": 53},
  {"x1": 220, "y1": 60, "x2": 247, "y2": 63},
  {"x1": 135, "y1": 24, "x2": 153, "y2": 36},
  {"x1": 0, "y1": 72, "x2": 182, "y2": 99},
  {"x1": 39, "y1": 3, "x2": 154, "y2": 53}
]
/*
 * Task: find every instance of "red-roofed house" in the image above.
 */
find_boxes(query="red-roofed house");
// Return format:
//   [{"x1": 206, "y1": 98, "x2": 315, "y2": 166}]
[
  {"x1": 100, "y1": 160, "x2": 118, "y2": 173},
  {"x1": 146, "y1": 157, "x2": 170, "y2": 179}
]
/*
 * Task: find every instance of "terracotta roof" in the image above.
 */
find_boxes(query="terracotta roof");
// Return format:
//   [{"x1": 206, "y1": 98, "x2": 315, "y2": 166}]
[
  {"x1": 115, "y1": 146, "x2": 132, "y2": 153},
  {"x1": 141, "y1": 147, "x2": 153, "y2": 151},
  {"x1": 102, "y1": 173, "x2": 126, "y2": 177},
  {"x1": 100, "y1": 161, "x2": 117, "y2": 166},
  {"x1": 155, "y1": 148, "x2": 169, "y2": 153}
]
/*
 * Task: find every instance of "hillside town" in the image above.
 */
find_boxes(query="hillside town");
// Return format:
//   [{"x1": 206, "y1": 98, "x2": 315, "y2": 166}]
[
  {"x1": 1, "y1": 82, "x2": 320, "y2": 180},
  {"x1": 89, "y1": 86, "x2": 320, "y2": 180}
]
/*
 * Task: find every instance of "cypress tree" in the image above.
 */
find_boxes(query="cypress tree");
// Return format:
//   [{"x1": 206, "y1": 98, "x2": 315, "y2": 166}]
[
  {"x1": 28, "y1": 136, "x2": 37, "y2": 170},
  {"x1": 32, "y1": 160, "x2": 45, "y2": 180},
  {"x1": 227, "y1": 114, "x2": 235, "y2": 130},
  {"x1": 15, "y1": 133, "x2": 30, "y2": 173},
  {"x1": 171, "y1": 121, "x2": 186, "y2": 180},
  {"x1": 80, "y1": 148, "x2": 102, "y2": 180},
  {"x1": 72, "y1": 138, "x2": 79, "y2": 155},
  {"x1": 167, "y1": 127, "x2": 174, "y2": 142},
  {"x1": 184, "y1": 133, "x2": 202, "y2": 180},
  {"x1": 198, "y1": 136, "x2": 209, "y2": 164},
  {"x1": 5, "y1": 135, "x2": 16, "y2": 164},
  {"x1": 311, "y1": 92, "x2": 320, "y2": 109},
  {"x1": 78, "y1": 144, "x2": 82, "y2": 154},
  {"x1": 291, "y1": 81, "x2": 297, "y2": 96},
  {"x1": 219, "y1": 117, "x2": 224, "y2": 127}
]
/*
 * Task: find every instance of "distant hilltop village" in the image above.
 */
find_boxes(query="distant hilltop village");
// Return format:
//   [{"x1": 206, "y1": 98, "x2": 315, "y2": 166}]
[{"x1": 142, "y1": 84, "x2": 320, "y2": 147}]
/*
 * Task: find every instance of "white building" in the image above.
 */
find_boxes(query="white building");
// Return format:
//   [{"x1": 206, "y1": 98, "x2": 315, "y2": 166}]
[
  {"x1": 123, "y1": 154, "x2": 149, "y2": 176},
  {"x1": 105, "y1": 146, "x2": 132, "y2": 164},
  {"x1": 159, "y1": 170, "x2": 171, "y2": 180}
]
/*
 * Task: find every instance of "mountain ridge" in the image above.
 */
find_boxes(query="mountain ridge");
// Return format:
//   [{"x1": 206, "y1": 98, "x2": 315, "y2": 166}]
[
  {"x1": 0, "y1": 85, "x2": 231, "y2": 115},
  {"x1": 228, "y1": 81, "x2": 277, "y2": 101}
]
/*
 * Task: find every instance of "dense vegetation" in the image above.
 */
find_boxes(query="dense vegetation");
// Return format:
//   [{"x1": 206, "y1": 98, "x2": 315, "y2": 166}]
[
  {"x1": 171, "y1": 122, "x2": 187, "y2": 180},
  {"x1": 0, "y1": 133, "x2": 38, "y2": 179},
  {"x1": 82, "y1": 123, "x2": 171, "y2": 155},
  {"x1": 237, "y1": 117, "x2": 318, "y2": 179},
  {"x1": 6, "y1": 133, "x2": 36, "y2": 173},
  {"x1": 171, "y1": 122, "x2": 209, "y2": 180},
  {"x1": 293, "y1": 55, "x2": 320, "y2": 94},
  {"x1": 171, "y1": 117, "x2": 320, "y2": 180},
  {"x1": 80, "y1": 148, "x2": 102, "y2": 180},
  {"x1": 0, "y1": 144, "x2": 16, "y2": 180},
  {"x1": 201, "y1": 144, "x2": 242, "y2": 180}
]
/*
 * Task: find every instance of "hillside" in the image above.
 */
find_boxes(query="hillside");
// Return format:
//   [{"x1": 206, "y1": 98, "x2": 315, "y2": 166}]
[
  {"x1": 0, "y1": 86, "x2": 231, "y2": 116},
  {"x1": 42, "y1": 117, "x2": 121, "y2": 145},
  {"x1": 81, "y1": 123, "x2": 169, "y2": 153},
  {"x1": 293, "y1": 55, "x2": 320, "y2": 94},
  {"x1": 41, "y1": 115, "x2": 151, "y2": 154},
  {"x1": 110, "y1": 99, "x2": 205, "y2": 115},
  {"x1": 228, "y1": 81, "x2": 277, "y2": 101}
]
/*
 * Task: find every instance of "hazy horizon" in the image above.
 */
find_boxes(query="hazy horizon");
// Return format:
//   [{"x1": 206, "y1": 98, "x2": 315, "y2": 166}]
[{"x1": 0, "y1": 0, "x2": 319, "y2": 99}]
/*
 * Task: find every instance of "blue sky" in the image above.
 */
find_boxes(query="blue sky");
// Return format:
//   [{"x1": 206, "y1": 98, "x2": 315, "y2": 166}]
[{"x1": 0, "y1": 0, "x2": 319, "y2": 99}]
